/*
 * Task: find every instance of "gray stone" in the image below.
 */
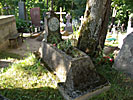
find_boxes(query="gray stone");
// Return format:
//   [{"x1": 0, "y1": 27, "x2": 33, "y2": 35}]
[
  {"x1": 113, "y1": 32, "x2": 133, "y2": 78},
  {"x1": 44, "y1": 11, "x2": 61, "y2": 43},
  {"x1": 18, "y1": 1, "x2": 26, "y2": 20},
  {"x1": 0, "y1": 15, "x2": 17, "y2": 50},
  {"x1": 42, "y1": 41, "x2": 95, "y2": 81},
  {"x1": 65, "y1": 14, "x2": 73, "y2": 34},
  {"x1": 58, "y1": 82, "x2": 110, "y2": 100},
  {"x1": 41, "y1": 41, "x2": 110, "y2": 100}
]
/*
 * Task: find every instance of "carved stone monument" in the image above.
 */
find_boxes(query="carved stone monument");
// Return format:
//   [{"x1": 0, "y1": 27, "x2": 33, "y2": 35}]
[{"x1": 44, "y1": 11, "x2": 62, "y2": 43}]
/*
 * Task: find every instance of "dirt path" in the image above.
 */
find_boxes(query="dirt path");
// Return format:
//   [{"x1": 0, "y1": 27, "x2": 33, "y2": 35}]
[{"x1": 8, "y1": 37, "x2": 42, "y2": 57}]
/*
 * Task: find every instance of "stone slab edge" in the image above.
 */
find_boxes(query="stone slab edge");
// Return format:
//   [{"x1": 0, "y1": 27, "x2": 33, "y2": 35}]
[{"x1": 58, "y1": 82, "x2": 110, "y2": 100}]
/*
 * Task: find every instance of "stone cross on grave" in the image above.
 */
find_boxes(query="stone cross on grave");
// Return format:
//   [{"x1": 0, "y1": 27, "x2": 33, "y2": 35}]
[
  {"x1": 46, "y1": 7, "x2": 66, "y2": 23},
  {"x1": 78, "y1": 16, "x2": 84, "y2": 31},
  {"x1": 80, "y1": 16, "x2": 84, "y2": 26}
]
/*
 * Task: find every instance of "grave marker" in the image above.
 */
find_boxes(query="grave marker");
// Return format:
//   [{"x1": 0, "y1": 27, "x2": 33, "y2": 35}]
[
  {"x1": 65, "y1": 13, "x2": 73, "y2": 34},
  {"x1": 30, "y1": 7, "x2": 41, "y2": 27},
  {"x1": 44, "y1": 11, "x2": 62, "y2": 43},
  {"x1": 18, "y1": 1, "x2": 26, "y2": 20}
]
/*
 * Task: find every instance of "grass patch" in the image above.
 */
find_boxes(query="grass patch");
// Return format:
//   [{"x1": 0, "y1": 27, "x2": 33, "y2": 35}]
[
  {"x1": 0, "y1": 53, "x2": 64, "y2": 100},
  {"x1": 0, "y1": 53, "x2": 132, "y2": 100},
  {"x1": 0, "y1": 51, "x2": 21, "y2": 59},
  {"x1": 90, "y1": 60, "x2": 133, "y2": 100}
]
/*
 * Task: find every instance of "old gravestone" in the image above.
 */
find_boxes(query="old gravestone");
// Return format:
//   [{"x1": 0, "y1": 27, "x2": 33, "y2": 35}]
[
  {"x1": 65, "y1": 13, "x2": 73, "y2": 34},
  {"x1": 18, "y1": 1, "x2": 26, "y2": 20},
  {"x1": 44, "y1": 11, "x2": 62, "y2": 43},
  {"x1": 30, "y1": 7, "x2": 41, "y2": 27},
  {"x1": 113, "y1": 32, "x2": 133, "y2": 78}
]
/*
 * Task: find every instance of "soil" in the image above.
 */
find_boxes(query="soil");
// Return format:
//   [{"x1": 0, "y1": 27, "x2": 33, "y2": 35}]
[
  {"x1": 8, "y1": 37, "x2": 42, "y2": 57},
  {"x1": 0, "y1": 35, "x2": 42, "y2": 68}
]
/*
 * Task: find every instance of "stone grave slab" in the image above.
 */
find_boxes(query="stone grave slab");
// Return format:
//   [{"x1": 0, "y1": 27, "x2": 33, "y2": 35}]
[
  {"x1": 113, "y1": 32, "x2": 133, "y2": 78},
  {"x1": 30, "y1": 7, "x2": 41, "y2": 27}
]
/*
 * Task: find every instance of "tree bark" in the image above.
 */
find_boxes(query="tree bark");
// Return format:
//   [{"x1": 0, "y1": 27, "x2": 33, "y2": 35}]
[{"x1": 77, "y1": 0, "x2": 111, "y2": 57}]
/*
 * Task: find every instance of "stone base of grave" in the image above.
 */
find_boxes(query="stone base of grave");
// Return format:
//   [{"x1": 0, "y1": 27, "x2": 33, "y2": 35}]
[
  {"x1": 58, "y1": 81, "x2": 110, "y2": 100},
  {"x1": 42, "y1": 41, "x2": 95, "y2": 82}
]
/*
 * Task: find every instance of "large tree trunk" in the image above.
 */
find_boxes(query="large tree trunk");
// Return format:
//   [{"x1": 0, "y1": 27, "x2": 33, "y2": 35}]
[{"x1": 77, "y1": 0, "x2": 111, "y2": 57}]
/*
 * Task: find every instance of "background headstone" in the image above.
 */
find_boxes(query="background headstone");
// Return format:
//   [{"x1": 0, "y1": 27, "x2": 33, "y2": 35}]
[
  {"x1": 30, "y1": 7, "x2": 41, "y2": 27},
  {"x1": 113, "y1": 32, "x2": 133, "y2": 78},
  {"x1": 18, "y1": 1, "x2": 26, "y2": 20},
  {"x1": 65, "y1": 14, "x2": 73, "y2": 34}
]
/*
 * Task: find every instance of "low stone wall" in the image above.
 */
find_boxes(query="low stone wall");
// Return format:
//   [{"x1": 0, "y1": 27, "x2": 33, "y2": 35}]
[{"x1": 0, "y1": 15, "x2": 17, "y2": 50}]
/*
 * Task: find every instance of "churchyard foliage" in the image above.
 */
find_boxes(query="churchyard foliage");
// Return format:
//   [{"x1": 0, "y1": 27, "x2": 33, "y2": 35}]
[{"x1": 16, "y1": 18, "x2": 30, "y2": 33}]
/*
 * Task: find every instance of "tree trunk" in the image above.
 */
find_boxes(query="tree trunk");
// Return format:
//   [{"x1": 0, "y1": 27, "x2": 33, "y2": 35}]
[{"x1": 77, "y1": 0, "x2": 111, "y2": 57}]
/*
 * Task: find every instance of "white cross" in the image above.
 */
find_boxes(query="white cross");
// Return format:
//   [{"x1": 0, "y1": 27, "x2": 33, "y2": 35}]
[
  {"x1": 80, "y1": 16, "x2": 84, "y2": 26},
  {"x1": 46, "y1": 7, "x2": 66, "y2": 22}
]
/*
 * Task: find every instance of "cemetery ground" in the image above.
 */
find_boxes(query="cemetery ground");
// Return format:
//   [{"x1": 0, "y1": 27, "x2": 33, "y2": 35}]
[{"x1": 0, "y1": 35, "x2": 133, "y2": 100}]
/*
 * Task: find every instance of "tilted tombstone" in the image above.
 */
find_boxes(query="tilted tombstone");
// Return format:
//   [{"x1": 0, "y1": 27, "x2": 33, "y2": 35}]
[
  {"x1": 18, "y1": 1, "x2": 26, "y2": 20},
  {"x1": 113, "y1": 32, "x2": 133, "y2": 78},
  {"x1": 30, "y1": 7, "x2": 41, "y2": 27}
]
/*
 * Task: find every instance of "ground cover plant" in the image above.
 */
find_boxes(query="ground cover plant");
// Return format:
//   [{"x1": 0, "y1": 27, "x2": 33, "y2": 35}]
[{"x1": 0, "y1": 52, "x2": 132, "y2": 100}]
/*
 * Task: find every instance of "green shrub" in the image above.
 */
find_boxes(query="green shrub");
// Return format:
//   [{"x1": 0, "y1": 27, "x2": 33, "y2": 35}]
[{"x1": 16, "y1": 18, "x2": 30, "y2": 33}]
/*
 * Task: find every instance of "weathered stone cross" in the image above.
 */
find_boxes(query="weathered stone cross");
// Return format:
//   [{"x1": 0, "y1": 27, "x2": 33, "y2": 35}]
[{"x1": 80, "y1": 16, "x2": 84, "y2": 26}]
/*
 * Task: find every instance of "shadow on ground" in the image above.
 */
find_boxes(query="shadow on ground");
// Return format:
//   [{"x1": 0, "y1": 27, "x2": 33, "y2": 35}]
[
  {"x1": 0, "y1": 87, "x2": 64, "y2": 100},
  {"x1": 0, "y1": 52, "x2": 22, "y2": 60}
]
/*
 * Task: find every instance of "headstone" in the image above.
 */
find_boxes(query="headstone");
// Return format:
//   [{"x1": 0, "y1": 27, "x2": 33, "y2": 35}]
[
  {"x1": 127, "y1": 14, "x2": 133, "y2": 34},
  {"x1": 44, "y1": 11, "x2": 61, "y2": 43},
  {"x1": 65, "y1": 13, "x2": 73, "y2": 34},
  {"x1": 18, "y1": 1, "x2": 26, "y2": 20},
  {"x1": 113, "y1": 32, "x2": 133, "y2": 78},
  {"x1": 30, "y1": 7, "x2": 41, "y2": 27}
]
